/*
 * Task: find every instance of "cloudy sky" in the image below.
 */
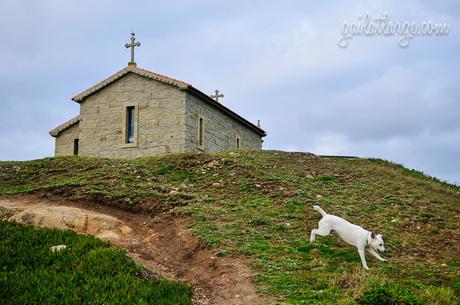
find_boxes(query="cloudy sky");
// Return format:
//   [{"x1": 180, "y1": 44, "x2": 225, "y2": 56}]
[{"x1": 1, "y1": 0, "x2": 459, "y2": 184}]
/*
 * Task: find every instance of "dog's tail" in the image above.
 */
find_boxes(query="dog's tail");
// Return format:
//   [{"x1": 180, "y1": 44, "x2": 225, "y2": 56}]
[{"x1": 313, "y1": 205, "x2": 327, "y2": 217}]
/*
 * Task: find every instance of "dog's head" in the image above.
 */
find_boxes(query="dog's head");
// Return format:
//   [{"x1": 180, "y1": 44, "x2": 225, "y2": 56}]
[{"x1": 369, "y1": 232, "x2": 386, "y2": 252}]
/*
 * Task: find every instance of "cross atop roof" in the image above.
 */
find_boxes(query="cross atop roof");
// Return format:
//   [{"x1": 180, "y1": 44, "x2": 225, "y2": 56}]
[
  {"x1": 210, "y1": 89, "x2": 224, "y2": 102},
  {"x1": 125, "y1": 32, "x2": 141, "y2": 66}
]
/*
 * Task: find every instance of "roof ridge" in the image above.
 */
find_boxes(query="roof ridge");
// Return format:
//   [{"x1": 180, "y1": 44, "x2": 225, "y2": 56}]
[
  {"x1": 72, "y1": 67, "x2": 130, "y2": 102},
  {"x1": 72, "y1": 66, "x2": 191, "y2": 102},
  {"x1": 134, "y1": 66, "x2": 191, "y2": 87}
]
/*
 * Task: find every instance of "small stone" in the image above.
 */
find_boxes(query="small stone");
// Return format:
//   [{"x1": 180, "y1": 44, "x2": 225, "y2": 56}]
[
  {"x1": 255, "y1": 184, "x2": 261, "y2": 188},
  {"x1": 119, "y1": 225, "x2": 133, "y2": 235},
  {"x1": 306, "y1": 174, "x2": 314, "y2": 179},
  {"x1": 50, "y1": 244, "x2": 66, "y2": 252},
  {"x1": 207, "y1": 160, "x2": 220, "y2": 168},
  {"x1": 97, "y1": 231, "x2": 120, "y2": 241},
  {"x1": 169, "y1": 190, "x2": 179, "y2": 195},
  {"x1": 316, "y1": 194, "x2": 323, "y2": 199},
  {"x1": 391, "y1": 218, "x2": 398, "y2": 223},
  {"x1": 212, "y1": 182, "x2": 222, "y2": 187},
  {"x1": 441, "y1": 263, "x2": 447, "y2": 267}
]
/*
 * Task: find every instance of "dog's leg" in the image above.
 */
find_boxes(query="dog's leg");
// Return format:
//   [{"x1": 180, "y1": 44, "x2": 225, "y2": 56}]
[
  {"x1": 357, "y1": 248, "x2": 369, "y2": 270},
  {"x1": 367, "y1": 248, "x2": 387, "y2": 262},
  {"x1": 310, "y1": 225, "x2": 331, "y2": 242}
]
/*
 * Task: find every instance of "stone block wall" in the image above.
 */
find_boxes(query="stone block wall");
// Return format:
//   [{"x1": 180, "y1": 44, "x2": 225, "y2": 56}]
[
  {"x1": 184, "y1": 93, "x2": 262, "y2": 152},
  {"x1": 78, "y1": 73, "x2": 187, "y2": 158}
]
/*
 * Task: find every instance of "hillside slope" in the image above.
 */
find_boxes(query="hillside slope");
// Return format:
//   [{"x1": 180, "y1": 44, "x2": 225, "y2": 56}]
[{"x1": 0, "y1": 150, "x2": 458, "y2": 304}]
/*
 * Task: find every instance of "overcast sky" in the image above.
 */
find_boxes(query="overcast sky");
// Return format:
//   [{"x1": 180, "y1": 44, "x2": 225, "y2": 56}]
[{"x1": 0, "y1": 1, "x2": 458, "y2": 184}]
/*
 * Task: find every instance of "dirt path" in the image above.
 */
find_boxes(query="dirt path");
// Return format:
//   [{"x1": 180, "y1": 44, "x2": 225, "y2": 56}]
[{"x1": 0, "y1": 196, "x2": 271, "y2": 305}]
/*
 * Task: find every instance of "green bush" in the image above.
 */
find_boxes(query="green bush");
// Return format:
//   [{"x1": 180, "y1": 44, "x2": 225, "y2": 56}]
[
  {"x1": 423, "y1": 286, "x2": 457, "y2": 305},
  {"x1": 0, "y1": 220, "x2": 192, "y2": 305},
  {"x1": 360, "y1": 283, "x2": 421, "y2": 305},
  {"x1": 158, "y1": 165, "x2": 172, "y2": 175}
]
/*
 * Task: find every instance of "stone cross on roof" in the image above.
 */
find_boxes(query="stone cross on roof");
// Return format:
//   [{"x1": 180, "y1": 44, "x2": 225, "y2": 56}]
[
  {"x1": 125, "y1": 32, "x2": 141, "y2": 66},
  {"x1": 210, "y1": 89, "x2": 224, "y2": 102}
]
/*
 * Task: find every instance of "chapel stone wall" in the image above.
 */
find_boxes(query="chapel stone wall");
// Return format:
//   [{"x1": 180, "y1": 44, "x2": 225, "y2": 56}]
[
  {"x1": 184, "y1": 93, "x2": 262, "y2": 152},
  {"x1": 77, "y1": 73, "x2": 187, "y2": 158}
]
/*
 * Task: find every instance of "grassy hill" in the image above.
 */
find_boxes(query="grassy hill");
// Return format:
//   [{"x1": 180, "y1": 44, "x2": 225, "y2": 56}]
[{"x1": 0, "y1": 150, "x2": 458, "y2": 304}]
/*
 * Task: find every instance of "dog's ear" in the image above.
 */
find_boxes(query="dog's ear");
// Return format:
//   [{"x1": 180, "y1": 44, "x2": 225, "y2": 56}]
[{"x1": 371, "y1": 232, "x2": 376, "y2": 239}]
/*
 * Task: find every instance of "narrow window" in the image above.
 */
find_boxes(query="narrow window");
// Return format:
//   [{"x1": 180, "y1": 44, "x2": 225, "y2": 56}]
[
  {"x1": 73, "y1": 139, "x2": 79, "y2": 156},
  {"x1": 236, "y1": 136, "x2": 240, "y2": 149},
  {"x1": 126, "y1": 106, "x2": 135, "y2": 143},
  {"x1": 198, "y1": 117, "x2": 204, "y2": 147}
]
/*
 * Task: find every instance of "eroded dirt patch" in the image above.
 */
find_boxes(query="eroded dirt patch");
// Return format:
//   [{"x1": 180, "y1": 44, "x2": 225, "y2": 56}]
[
  {"x1": 0, "y1": 196, "x2": 269, "y2": 305},
  {"x1": 0, "y1": 200, "x2": 132, "y2": 241}
]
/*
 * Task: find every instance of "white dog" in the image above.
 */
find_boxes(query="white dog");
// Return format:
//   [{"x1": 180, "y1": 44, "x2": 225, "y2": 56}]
[{"x1": 310, "y1": 205, "x2": 386, "y2": 270}]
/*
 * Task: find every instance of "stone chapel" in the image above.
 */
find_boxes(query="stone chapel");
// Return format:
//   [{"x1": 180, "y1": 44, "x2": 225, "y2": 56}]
[{"x1": 49, "y1": 33, "x2": 266, "y2": 158}]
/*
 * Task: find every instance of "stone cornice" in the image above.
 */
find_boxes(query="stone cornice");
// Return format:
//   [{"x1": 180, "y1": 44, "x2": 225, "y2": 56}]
[{"x1": 49, "y1": 115, "x2": 80, "y2": 137}]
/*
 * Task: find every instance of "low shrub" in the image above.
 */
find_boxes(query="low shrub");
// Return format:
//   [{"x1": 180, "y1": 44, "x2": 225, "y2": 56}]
[{"x1": 360, "y1": 283, "x2": 421, "y2": 305}]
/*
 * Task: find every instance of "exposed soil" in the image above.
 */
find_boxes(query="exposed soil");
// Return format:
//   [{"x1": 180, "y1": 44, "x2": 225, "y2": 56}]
[{"x1": 0, "y1": 195, "x2": 270, "y2": 305}]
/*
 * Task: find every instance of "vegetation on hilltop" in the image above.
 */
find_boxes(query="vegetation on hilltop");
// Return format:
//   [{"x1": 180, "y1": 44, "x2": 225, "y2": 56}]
[{"x1": 0, "y1": 150, "x2": 458, "y2": 304}]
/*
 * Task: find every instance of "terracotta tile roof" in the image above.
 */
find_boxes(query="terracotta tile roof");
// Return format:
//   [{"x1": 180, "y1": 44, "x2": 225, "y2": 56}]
[
  {"x1": 49, "y1": 115, "x2": 80, "y2": 137},
  {"x1": 69, "y1": 65, "x2": 266, "y2": 137}
]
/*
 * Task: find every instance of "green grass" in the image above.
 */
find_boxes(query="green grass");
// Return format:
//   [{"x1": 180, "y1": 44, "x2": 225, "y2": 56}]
[
  {"x1": 0, "y1": 220, "x2": 192, "y2": 305},
  {"x1": 0, "y1": 150, "x2": 459, "y2": 304}
]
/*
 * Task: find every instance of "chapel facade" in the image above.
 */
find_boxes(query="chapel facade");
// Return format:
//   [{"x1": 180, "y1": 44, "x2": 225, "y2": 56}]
[{"x1": 49, "y1": 34, "x2": 266, "y2": 158}]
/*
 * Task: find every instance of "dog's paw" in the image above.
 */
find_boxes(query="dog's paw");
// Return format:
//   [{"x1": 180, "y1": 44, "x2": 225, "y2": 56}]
[
  {"x1": 381, "y1": 258, "x2": 387, "y2": 262},
  {"x1": 364, "y1": 266, "x2": 370, "y2": 270}
]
